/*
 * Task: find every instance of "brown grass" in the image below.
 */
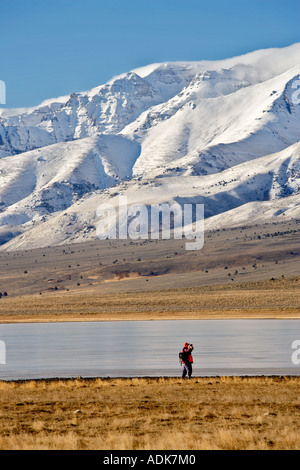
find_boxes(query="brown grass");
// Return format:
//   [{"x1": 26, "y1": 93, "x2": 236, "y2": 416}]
[
  {"x1": 0, "y1": 376, "x2": 299, "y2": 450},
  {"x1": 0, "y1": 276, "x2": 299, "y2": 323}
]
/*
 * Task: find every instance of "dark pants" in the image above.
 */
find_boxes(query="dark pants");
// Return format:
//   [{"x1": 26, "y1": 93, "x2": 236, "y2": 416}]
[{"x1": 182, "y1": 362, "x2": 192, "y2": 379}]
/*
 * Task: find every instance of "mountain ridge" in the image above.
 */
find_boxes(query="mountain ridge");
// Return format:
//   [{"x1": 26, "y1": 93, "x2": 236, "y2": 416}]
[{"x1": 0, "y1": 43, "x2": 299, "y2": 250}]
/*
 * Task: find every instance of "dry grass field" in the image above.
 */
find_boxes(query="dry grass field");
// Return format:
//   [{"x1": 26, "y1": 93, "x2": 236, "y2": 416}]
[
  {"x1": 0, "y1": 376, "x2": 299, "y2": 450},
  {"x1": 0, "y1": 219, "x2": 299, "y2": 322},
  {"x1": 0, "y1": 276, "x2": 299, "y2": 323}
]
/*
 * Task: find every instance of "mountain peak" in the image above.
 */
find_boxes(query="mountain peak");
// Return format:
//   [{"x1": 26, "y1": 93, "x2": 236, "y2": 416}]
[{"x1": 0, "y1": 44, "x2": 300, "y2": 250}]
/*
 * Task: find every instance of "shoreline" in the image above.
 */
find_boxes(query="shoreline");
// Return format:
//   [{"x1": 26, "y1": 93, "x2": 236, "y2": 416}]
[
  {"x1": 0, "y1": 310, "x2": 299, "y2": 323},
  {"x1": 1, "y1": 374, "x2": 300, "y2": 384}
]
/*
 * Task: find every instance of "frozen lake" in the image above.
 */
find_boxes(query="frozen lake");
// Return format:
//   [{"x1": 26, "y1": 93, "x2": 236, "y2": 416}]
[{"x1": 0, "y1": 319, "x2": 300, "y2": 380}]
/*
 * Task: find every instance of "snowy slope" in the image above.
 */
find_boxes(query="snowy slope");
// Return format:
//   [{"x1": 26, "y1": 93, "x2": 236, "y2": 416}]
[
  {"x1": 0, "y1": 134, "x2": 140, "y2": 244},
  {"x1": 0, "y1": 43, "x2": 299, "y2": 250},
  {"x1": 123, "y1": 66, "x2": 300, "y2": 177},
  {"x1": 0, "y1": 71, "x2": 184, "y2": 159},
  {"x1": 1, "y1": 43, "x2": 299, "y2": 159},
  {"x1": 1, "y1": 141, "x2": 299, "y2": 251}
]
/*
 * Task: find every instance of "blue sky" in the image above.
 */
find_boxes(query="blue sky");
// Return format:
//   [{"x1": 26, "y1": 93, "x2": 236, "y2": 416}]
[{"x1": 1, "y1": 0, "x2": 300, "y2": 108}]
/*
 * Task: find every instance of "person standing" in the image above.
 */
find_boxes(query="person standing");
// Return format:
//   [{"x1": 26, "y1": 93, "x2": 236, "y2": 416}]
[{"x1": 181, "y1": 342, "x2": 194, "y2": 379}]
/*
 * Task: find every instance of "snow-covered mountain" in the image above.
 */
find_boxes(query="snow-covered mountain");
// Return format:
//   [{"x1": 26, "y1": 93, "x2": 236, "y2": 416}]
[{"x1": 0, "y1": 43, "x2": 299, "y2": 250}]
